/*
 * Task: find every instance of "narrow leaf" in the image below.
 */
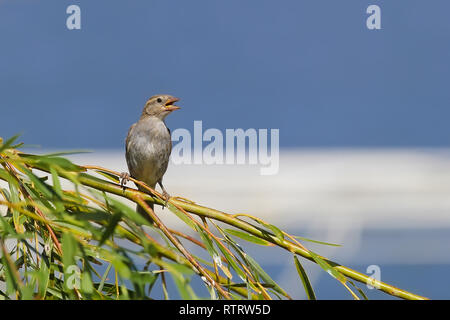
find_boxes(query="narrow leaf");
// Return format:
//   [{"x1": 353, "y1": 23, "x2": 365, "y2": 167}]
[
  {"x1": 224, "y1": 229, "x2": 273, "y2": 246},
  {"x1": 95, "y1": 170, "x2": 120, "y2": 184},
  {"x1": 308, "y1": 251, "x2": 346, "y2": 283},
  {"x1": 293, "y1": 235, "x2": 342, "y2": 247},
  {"x1": 293, "y1": 256, "x2": 316, "y2": 300}
]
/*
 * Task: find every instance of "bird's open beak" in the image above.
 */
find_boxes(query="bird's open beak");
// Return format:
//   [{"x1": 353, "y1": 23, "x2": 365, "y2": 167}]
[{"x1": 164, "y1": 97, "x2": 180, "y2": 111}]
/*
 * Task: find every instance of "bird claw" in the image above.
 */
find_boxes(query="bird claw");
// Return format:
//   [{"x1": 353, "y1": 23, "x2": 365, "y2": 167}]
[
  {"x1": 120, "y1": 172, "x2": 130, "y2": 188},
  {"x1": 162, "y1": 191, "x2": 170, "y2": 209}
]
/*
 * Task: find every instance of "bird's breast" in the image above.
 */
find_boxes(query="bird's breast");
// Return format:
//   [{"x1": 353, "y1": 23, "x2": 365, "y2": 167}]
[{"x1": 126, "y1": 118, "x2": 172, "y2": 186}]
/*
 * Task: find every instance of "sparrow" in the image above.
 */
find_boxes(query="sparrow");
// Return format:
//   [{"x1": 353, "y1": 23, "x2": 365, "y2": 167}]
[{"x1": 120, "y1": 94, "x2": 180, "y2": 219}]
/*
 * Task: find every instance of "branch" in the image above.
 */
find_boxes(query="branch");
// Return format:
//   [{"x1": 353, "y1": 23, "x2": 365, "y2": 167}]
[{"x1": 24, "y1": 162, "x2": 427, "y2": 300}]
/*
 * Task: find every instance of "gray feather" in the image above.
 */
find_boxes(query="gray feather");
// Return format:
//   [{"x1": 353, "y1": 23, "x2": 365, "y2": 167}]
[{"x1": 126, "y1": 116, "x2": 172, "y2": 219}]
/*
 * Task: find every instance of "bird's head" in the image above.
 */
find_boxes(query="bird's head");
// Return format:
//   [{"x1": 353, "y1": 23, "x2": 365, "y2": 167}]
[{"x1": 142, "y1": 94, "x2": 180, "y2": 119}]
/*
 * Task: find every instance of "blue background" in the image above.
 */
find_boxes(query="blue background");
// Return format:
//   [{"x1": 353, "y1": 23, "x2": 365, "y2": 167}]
[
  {"x1": 1, "y1": 1, "x2": 449, "y2": 300},
  {"x1": 1, "y1": 0, "x2": 449, "y2": 148}
]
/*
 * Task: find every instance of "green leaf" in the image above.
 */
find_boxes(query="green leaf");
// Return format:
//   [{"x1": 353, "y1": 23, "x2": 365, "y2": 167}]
[
  {"x1": 246, "y1": 277, "x2": 252, "y2": 300},
  {"x1": 37, "y1": 255, "x2": 51, "y2": 298},
  {"x1": 105, "y1": 196, "x2": 150, "y2": 226},
  {"x1": 236, "y1": 216, "x2": 285, "y2": 242},
  {"x1": 0, "y1": 215, "x2": 17, "y2": 236},
  {"x1": 99, "y1": 211, "x2": 122, "y2": 246},
  {"x1": 131, "y1": 271, "x2": 157, "y2": 285},
  {"x1": 308, "y1": 250, "x2": 347, "y2": 283},
  {"x1": 293, "y1": 256, "x2": 316, "y2": 300},
  {"x1": 95, "y1": 170, "x2": 120, "y2": 184},
  {"x1": 348, "y1": 280, "x2": 369, "y2": 300},
  {"x1": 21, "y1": 154, "x2": 83, "y2": 172},
  {"x1": 159, "y1": 260, "x2": 197, "y2": 300},
  {"x1": 254, "y1": 219, "x2": 285, "y2": 242},
  {"x1": 97, "y1": 248, "x2": 132, "y2": 279},
  {"x1": 0, "y1": 169, "x2": 10, "y2": 182},
  {"x1": 266, "y1": 224, "x2": 284, "y2": 241},
  {"x1": 293, "y1": 235, "x2": 341, "y2": 247},
  {"x1": 216, "y1": 243, "x2": 246, "y2": 280},
  {"x1": 210, "y1": 229, "x2": 247, "y2": 281},
  {"x1": 243, "y1": 253, "x2": 289, "y2": 298},
  {"x1": 19, "y1": 285, "x2": 35, "y2": 300},
  {"x1": 62, "y1": 233, "x2": 79, "y2": 292},
  {"x1": 166, "y1": 202, "x2": 196, "y2": 230},
  {"x1": 18, "y1": 164, "x2": 53, "y2": 199},
  {"x1": 62, "y1": 236, "x2": 77, "y2": 265},
  {"x1": 195, "y1": 224, "x2": 218, "y2": 257},
  {"x1": 40, "y1": 150, "x2": 92, "y2": 157},
  {"x1": 97, "y1": 263, "x2": 113, "y2": 293},
  {"x1": 8, "y1": 178, "x2": 20, "y2": 229},
  {"x1": 46, "y1": 287, "x2": 63, "y2": 299},
  {"x1": 0, "y1": 134, "x2": 21, "y2": 153},
  {"x1": 224, "y1": 229, "x2": 272, "y2": 246},
  {"x1": 0, "y1": 248, "x2": 19, "y2": 295},
  {"x1": 50, "y1": 166, "x2": 63, "y2": 199},
  {"x1": 81, "y1": 270, "x2": 94, "y2": 294}
]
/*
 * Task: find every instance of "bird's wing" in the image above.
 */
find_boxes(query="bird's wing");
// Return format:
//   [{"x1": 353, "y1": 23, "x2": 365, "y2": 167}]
[
  {"x1": 125, "y1": 123, "x2": 136, "y2": 153},
  {"x1": 166, "y1": 126, "x2": 172, "y2": 150}
]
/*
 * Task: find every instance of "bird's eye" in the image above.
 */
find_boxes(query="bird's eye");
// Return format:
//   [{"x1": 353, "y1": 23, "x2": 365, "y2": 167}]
[{"x1": 157, "y1": 98, "x2": 162, "y2": 103}]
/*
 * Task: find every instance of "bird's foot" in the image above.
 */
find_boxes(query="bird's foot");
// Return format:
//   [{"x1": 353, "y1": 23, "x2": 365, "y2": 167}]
[
  {"x1": 120, "y1": 172, "x2": 130, "y2": 189},
  {"x1": 161, "y1": 190, "x2": 171, "y2": 209}
]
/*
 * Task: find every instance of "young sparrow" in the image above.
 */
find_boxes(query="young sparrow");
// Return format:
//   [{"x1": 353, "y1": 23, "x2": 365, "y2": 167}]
[{"x1": 121, "y1": 95, "x2": 180, "y2": 218}]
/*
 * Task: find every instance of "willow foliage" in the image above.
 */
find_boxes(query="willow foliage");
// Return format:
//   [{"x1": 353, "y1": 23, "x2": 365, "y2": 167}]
[{"x1": 0, "y1": 136, "x2": 426, "y2": 300}]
